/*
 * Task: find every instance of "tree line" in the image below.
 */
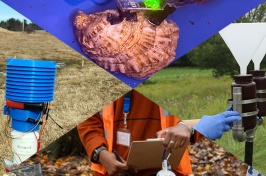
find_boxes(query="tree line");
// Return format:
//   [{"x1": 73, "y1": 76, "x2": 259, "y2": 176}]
[
  {"x1": 0, "y1": 18, "x2": 43, "y2": 33},
  {"x1": 170, "y1": 2, "x2": 266, "y2": 78}
]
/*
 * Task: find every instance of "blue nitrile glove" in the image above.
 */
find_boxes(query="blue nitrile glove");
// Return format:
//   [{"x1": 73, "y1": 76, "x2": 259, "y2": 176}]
[
  {"x1": 226, "y1": 106, "x2": 232, "y2": 111},
  {"x1": 194, "y1": 111, "x2": 241, "y2": 140},
  {"x1": 227, "y1": 106, "x2": 264, "y2": 127}
]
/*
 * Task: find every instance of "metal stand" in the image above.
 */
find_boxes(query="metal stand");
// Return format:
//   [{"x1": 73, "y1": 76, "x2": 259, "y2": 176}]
[
  {"x1": 245, "y1": 141, "x2": 253, "y2": 166},
  {"x1": 231, "y1": 87, "x2": 259, "y2": 166},
  {"x1": 244, "y1": 127, "x2": 256, "y2": 166}
]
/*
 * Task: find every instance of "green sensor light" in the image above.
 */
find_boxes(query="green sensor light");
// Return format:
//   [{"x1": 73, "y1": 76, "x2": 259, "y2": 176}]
[{"x1": 144, "y1": 0, "x2": 161, "y2": 9}]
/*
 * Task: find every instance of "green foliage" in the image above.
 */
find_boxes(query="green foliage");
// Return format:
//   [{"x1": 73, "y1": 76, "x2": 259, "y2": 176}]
[
  {"x1": 236, "y1": 2, "x2": 266, "y2": 22},
  {"x1": 141, "y1": 79, "x2": 157, "y2": 85},
  {"x1": 169, "y1": 55, "x2": 196, "y2": 67},
  {"x1": 172, "y1": 2, "x2": 266, "y2": 78},
  {"x1": 3, "y1": 18, "x2": 23, "y2": 31},
  {"x1": 188, "y1": 34, "x2": 241, "y2": 78},
  {"x1": 0, "y1": 18, "x2": 43, "y2": 32},
  {"x1": 137, "y1": 68, "x2": 231, "y2": 118},
  {"x1": 186, "y1": 25, "x2": 266, "y2": 77}
]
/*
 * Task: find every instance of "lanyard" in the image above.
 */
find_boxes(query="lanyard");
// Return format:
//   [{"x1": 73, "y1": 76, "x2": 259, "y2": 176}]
[{"x1": 123, "y1": 97, "x2": 131, "y2": 128}]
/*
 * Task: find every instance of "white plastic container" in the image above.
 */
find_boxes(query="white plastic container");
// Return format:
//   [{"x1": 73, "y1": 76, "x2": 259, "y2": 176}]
[
  {"x1": 11, "y1": 130, "x2": 39, "y2": 164},
  {"x1": 156, "y1": 160, "x2": 175, "y2": 176}
]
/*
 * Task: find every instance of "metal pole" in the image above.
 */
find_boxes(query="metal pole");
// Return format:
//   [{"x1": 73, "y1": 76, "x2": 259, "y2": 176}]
[
  {"x1": 245, "y1": 141, "x2": 253, "y2": 166},
  {"x1": 245, "y1": 127, "x2": 256, "y2": 166},
  {"x1": 22, "y1": 19, "x2": 24, "y2": 32},
  {"x1": 232, "y1": 87, "x2": 246, "y2": 142}
]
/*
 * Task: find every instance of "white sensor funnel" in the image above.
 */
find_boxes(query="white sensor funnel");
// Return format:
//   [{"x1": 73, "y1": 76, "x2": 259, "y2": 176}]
[
  {"x1": 219, "y1": 23, "x2": 266, "y2": 75},
  {"x1": 252, "y1": 35, "x2": 266, "y2": 70}
]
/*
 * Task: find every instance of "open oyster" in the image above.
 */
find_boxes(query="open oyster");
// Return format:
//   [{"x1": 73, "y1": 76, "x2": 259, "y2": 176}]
[{"x1": 74, "y1": 10, "x2": 179, "y2": 79}]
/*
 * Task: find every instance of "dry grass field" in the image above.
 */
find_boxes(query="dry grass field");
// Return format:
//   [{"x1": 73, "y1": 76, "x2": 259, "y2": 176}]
[{"x1": 0, "y1": 28, "x2": 131, "y2": 175}]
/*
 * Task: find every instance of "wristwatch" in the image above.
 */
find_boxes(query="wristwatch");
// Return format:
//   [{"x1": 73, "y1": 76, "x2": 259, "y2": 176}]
[{"x1": 92, "y1": 146, "x2": 107, "y2": 163}]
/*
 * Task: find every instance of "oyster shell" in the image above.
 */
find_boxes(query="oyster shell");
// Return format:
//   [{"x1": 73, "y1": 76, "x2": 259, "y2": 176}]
[{"x1": 74, "y1": 10, "x2": 179, "y2": 79}]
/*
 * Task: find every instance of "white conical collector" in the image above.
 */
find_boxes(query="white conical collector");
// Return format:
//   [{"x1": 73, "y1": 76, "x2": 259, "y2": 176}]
[
  {"x1": 219, "y1": 23, "x2": 266, "y2": 75},
  {"x1": 252, "y1": 35, "x2": 266, "y2": 70}
]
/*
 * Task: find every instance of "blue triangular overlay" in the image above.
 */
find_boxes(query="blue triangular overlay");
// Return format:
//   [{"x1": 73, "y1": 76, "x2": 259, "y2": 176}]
[{"x1": 1, "y1": 0, "x2": 264, "y2": 88}]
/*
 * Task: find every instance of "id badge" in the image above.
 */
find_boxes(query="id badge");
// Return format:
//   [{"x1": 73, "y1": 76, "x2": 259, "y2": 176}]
[{"x1": 117, "y1": 128, "x2": 131, "y2": 147}]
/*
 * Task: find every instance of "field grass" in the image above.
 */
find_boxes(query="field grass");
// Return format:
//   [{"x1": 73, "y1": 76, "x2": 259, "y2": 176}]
[
  {"x1": 0, "y1": 28, "x2": 131, "y2": 175},
  {"x1": 136, "y1": 67, "x2": 266, "y2": 175},
  {"x1": 137, "y1": 68, "x2": 231, "y2": 118}
]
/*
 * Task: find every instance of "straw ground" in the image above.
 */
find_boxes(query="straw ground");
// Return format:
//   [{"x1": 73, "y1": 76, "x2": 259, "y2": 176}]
[{"x1": 0, "y1": 28, "x2": 131, "y2": 175}]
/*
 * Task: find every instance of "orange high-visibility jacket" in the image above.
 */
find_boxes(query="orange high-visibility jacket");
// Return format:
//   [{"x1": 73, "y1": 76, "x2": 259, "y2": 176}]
[{"x1": 77, "y1": 90, "x2": 202, "y2": 176}]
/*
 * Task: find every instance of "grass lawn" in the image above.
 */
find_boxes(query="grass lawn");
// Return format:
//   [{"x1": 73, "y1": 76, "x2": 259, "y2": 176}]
[{"x1": 136, "y1": 67, "x2": 266, "y2": 175}]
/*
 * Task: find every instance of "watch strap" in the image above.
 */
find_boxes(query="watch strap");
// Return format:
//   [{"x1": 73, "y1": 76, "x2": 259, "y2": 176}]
[{"x1": 93, "y1": 146, "x2": 107, "y2": 163}]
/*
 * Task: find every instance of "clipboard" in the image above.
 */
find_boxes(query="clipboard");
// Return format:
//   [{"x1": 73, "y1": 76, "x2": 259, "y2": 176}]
[{"x1": 126, "y1": 139, "x2": 189, "y2": 170}]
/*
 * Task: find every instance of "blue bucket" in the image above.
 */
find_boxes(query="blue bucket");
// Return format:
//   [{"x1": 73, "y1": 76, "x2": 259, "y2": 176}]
[
  {"x1": 7, "y1": 58, "x2": 56, "y2": 69},
  {"x1": 5, "y1": 94, "x2": 54, "y2": 103},
  {"x1": 6, "y1": 77, "x2": 56, "y2": 83},
  {"x1": 7, "y1": 70, "x2": 56, "y2": 76},
  {"x1": 5, "y1": 58, "x2": 57, "y2": 103},
  {"x1": 7, "y1": 65, "x2": 55, "y2": 72},
  {"x1": 6, "y1": 87, "x2": 53, "y2": 94},
  {"x1": 6, "y1": 74, "x2": 56, "y2": 79},
  {"x1": 9, "y1": 108, "x2": 42, "y2": 132},
  {"x1": 6, "y1": 82, "x2": 55, "y2": 87},
  {"x1": 6, "y1": 84, "x2": 54, "y2": 91}
]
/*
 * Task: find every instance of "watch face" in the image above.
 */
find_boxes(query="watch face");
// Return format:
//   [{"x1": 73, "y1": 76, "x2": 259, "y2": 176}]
[
  {"x1": 93, "y1": 148, "x2": 100, "y2": 162},
  {"x1": 93, "y1": 153, "x2": 98, "y2": 162}
]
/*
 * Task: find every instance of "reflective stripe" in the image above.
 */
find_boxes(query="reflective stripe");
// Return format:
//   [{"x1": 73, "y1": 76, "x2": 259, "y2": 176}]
[
  {"x1": 104, "y1": 130, "x2": 108, "y2": 141},
  {"x1": 99, "y1": 110, "x2": 102, "y2": 116},
  {"x1": 162, "y1": 108, "x2": 171, "y2": 116},
  {"x1": 257, "y1": 98, "x2": 266, "y2": 102},
  {"x1": 256, "y1": 89, "x2": 266, "y2": 93},
  {"x1": 228, "y1": 98, "x2": 257, "y2": 105},
  {"x1": 91, "y1": 104, "x2": 114, "y2": 175}
]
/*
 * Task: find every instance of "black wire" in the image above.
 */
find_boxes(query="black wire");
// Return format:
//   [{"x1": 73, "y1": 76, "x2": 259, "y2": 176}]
[
  {"x1": 40, "y1": 103, "x2": 63, "y2": 129},
  {"x1": 48, "y1": 114, "x2": 63, "y2": 129},
  {"x1": 45, "y1": 108, "x2": 50, "y2": 121}
]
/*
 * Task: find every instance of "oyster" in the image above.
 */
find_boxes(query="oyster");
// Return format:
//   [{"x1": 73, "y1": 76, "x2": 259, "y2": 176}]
[{"x1": 74, "y1": 10, "x2": 179, "y2": 79}]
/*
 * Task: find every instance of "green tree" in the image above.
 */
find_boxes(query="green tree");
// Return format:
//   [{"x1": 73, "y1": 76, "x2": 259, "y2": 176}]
[
  {"x1": 188, "y1": 34, "x2": 240, "y2": 77},
  {"x1": 0, "y1": 18, "x2": 43, "y2": 32},
  {"x1": 5, "y1": 18, "x2": 22, "y2": 31},
  {"x1": 187, "y1": 1, "x2": 266, "y2": 77},
  {"x1": 0, "y1": 20, "x2": 8, "y2": 29},
  {"x1": 169, "y1": 54, "x2": 196, "y2": 67},
  {"x1": 236, "y1": 2, "x2": 266, "y2": 22}
]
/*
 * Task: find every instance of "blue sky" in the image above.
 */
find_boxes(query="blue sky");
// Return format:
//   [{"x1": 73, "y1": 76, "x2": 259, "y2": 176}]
[{"x1": 0, "y1": 1, "x2": 30, "y2": 21}]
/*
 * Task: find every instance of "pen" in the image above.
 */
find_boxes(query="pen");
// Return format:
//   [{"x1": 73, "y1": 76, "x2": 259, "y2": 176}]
[
  {"x1": 113, "y1": 149, "x2": 131, "y2": 176},
  {"x1": 162, "y1": 148, "x2": 166, "y2": 162}
]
